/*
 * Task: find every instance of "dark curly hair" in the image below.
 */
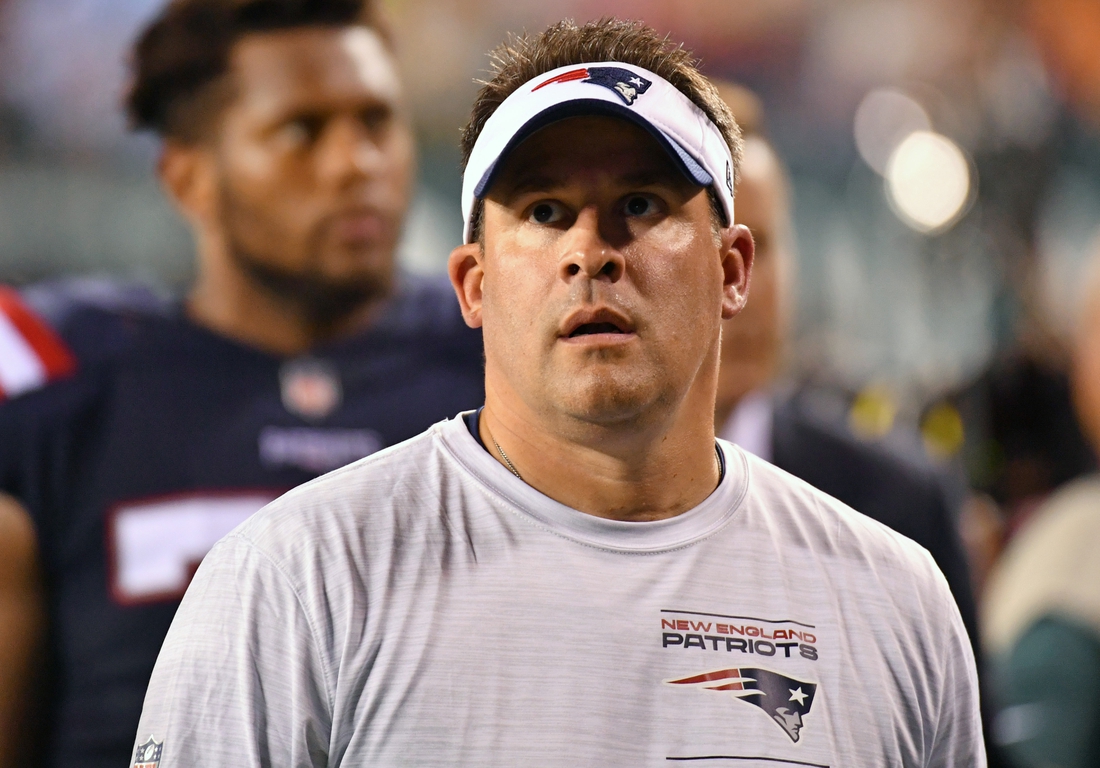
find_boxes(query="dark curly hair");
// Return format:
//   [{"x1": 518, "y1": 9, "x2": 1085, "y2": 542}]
[{"x1": 126, "y1": 0, "x2": 387, "y2": 141}]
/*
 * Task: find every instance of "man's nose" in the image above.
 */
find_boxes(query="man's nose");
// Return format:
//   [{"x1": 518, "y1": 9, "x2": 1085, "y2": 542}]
[
  {"x1": 558, "y1": 207, "x2": 625, "y2": 283},
  {"x1": 317, "y1": 117, "x2": 386, "y2": 187}
]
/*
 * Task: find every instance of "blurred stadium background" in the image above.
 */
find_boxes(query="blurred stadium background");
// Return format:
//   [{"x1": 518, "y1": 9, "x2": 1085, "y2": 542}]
[{"x1": 2, "y1": 0, "x2": 1099, "y2": 454}]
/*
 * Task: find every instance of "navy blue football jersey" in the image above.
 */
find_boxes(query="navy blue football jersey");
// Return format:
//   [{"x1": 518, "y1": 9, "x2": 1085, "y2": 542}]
[{"x1": 0, "y1": 276, "x2": 484, "y2": 768}]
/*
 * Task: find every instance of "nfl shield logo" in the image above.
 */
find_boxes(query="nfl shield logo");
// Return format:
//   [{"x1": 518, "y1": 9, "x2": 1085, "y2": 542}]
[
  {"x1": 132, "y1": 736, "x2": 162, "y2": 768},
  {"x1": 280, "y1": 358, "x2": 342, "y2": 420}
]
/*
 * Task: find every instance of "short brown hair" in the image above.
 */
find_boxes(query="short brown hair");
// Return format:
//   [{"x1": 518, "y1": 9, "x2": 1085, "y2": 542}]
[
  {"x1": 460, "y1": 18, "x2": 742, "y2": 173},
  {"x1": 126, "y1": 0, "x2": 386, "y2": 141},
  {"x1": 460, "y1": 19, "x2": 742, "y2": 241}
]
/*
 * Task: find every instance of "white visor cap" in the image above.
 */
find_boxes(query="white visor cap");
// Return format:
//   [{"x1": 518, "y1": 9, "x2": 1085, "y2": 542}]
[{"x1": 461, "y1": 61, "x2": 735, "y2": 243}]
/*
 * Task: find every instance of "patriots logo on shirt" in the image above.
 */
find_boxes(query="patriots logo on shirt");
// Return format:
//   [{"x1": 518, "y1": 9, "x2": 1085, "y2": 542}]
[
  {"x1": 132, "y1": 736, "x2": 163, "y2": 768},
  {"x1": 533, "y1": 66, "x2": 653, "y2": 105},
  {"x1": 667, "y1": 667, "x2": 818, "y2": 742}
]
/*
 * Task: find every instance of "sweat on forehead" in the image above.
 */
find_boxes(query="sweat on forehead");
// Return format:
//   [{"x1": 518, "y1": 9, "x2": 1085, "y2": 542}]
[{"x1": 460, "y1": 60, "x2": 737, "y2": 244}]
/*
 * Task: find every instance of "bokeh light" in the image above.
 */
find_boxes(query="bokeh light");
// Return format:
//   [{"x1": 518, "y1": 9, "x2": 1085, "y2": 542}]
[
  {"x1": 854, "y1": 88, "x2": 931, "y2": 175},
  {"x1": 848, "y1": 384, "x2": 898, "y2": 439},
  {"x1": 921, "y1": 401, "x2": 966, "y2": 459},
  {"x1": 884, "y1": 130, "x2": 972, "y2": 234}
]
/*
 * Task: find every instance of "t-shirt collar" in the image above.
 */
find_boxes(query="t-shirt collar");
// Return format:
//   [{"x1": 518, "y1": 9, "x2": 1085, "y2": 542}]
[{"x1": 437, "y1": 413, "x2": 749, "y2": 553}]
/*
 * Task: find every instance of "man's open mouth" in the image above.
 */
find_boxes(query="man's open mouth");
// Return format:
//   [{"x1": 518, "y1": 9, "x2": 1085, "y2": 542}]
[
  {"x1": 560, "y1": 307, "x2": 636, "y2": 339},
  {"x1": 568, "y1": 322, "x2": 629, "y2": 337}
]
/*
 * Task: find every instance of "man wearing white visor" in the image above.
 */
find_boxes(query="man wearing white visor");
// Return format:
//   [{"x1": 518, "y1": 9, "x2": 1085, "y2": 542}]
[{"x1": 134, "y1": 19, "x2": 984, "y2": 767}]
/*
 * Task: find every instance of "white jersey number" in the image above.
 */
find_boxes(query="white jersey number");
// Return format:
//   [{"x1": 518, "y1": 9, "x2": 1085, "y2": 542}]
[{"x1": 108, "y1": 491, "x2": 278, "y2": 605}]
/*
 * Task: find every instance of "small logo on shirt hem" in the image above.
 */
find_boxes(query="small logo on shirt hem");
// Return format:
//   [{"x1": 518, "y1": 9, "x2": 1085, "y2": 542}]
[{"x1": 132, "y1": 736, "x2": 163, "y2": 768}]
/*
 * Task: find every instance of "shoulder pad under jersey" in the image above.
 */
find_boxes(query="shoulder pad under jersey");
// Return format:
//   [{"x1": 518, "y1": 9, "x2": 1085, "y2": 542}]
[
  {"x1": 0, "y1": 284, "x2": 77, "y2": 401},
  {"x1": 0, "y1": 278, "x2": 170, "y2": 401}
]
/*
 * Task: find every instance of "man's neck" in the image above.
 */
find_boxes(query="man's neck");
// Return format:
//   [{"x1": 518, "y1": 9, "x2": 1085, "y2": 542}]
[
  {"x1": 187, "y1": 244, "x2": 384, "y2": 357},
  {"x1": 478, "y1": 381, "x2": 721, "y2": 523}
]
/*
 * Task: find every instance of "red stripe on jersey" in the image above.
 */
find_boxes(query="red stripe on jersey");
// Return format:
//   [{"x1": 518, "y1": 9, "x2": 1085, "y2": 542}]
[{"x1": 0, "y1": 285, "x2": 77, "y2": 385}]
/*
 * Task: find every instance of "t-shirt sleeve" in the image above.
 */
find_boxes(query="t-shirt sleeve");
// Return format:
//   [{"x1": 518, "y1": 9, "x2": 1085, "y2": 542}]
[
  {"x1": 133, "y1": 533, "x2": 333, "y2": 767},
  {"x1": 0, "y1": 372, "x2": 105, "y2": 545},
  {"x1": 0, "y1": 404, "x2": 21, "y2": 498},
  {"x1": 0, "y1": 390, "x2": 54, "y2": 522},
  {"x1": 925, "y1": 568, "x2": 987, "y2": 767}
]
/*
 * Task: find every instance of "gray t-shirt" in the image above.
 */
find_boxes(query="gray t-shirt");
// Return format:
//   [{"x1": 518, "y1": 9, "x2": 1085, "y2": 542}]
[{"x1": 133, "y1": 415, "x2": 984, "y2": 767}]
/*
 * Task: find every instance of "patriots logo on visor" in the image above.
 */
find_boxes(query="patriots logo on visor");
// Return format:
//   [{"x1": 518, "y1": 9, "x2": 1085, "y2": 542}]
[
  {"x1": 534, "y1": 66, "x2": 652, "y2": 105},
  {"x1": 667, "y1": 667, "x2": 818, "y2": 742}
]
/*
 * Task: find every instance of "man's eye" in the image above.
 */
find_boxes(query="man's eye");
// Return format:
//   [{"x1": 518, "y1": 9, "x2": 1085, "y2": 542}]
[
  {"x1": 360, "y1": 106, "x2": 392, "y2": 132},
  {"x1": 529, "y1": 202, "x2": 565, "y2": 224},
  {"x1": 280, "y1": 116, "x2": 323, "y2": 146},
  {"x1": 624, "y1": 195, "x2": 658, "y2": 216}
]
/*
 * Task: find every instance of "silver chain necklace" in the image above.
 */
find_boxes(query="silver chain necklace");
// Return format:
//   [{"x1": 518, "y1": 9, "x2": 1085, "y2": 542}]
[{"x1": 490, "y1": 434, "x2": 523, "y2": 479}]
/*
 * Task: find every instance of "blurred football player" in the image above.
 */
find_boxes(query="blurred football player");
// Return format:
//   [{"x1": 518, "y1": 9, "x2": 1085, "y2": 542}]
[{"x1": 0, "y1": 1, "x2": 483, "y2": 766}]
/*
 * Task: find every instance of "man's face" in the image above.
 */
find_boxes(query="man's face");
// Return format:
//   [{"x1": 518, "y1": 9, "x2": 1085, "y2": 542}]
[
  {"x1": 716, "y1": 138, "x2": 791, "y2": 413},
  {"x1": 209, "y1": 26, "x2": 414, "y2": 318},
  {"x1": 468, "y1": 115, "x2": 751, "y2": 428}
]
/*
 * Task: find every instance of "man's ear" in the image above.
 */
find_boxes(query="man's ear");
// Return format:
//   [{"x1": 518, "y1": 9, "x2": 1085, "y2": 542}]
[
  {"x1": 449, "y1": 242, "x2": 485, "y2": 329},
  {"x1": 720, "y1": 223, "x2": 755, "y2": 320},
  {"x1": 157, "y1": 140, "x2": 218, "y2": 225}
]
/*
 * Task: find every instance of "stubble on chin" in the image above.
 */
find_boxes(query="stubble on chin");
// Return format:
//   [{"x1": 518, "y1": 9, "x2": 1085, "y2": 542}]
[
  {"x1": 230, "y1": 247, "x2": 392, "y2": 330},
  {"x1": 540, "y1": 355, "x2": 670, "y2": 429},
  {"x1": 219, "y1": 188, "x2": 394, "y2": 332}
]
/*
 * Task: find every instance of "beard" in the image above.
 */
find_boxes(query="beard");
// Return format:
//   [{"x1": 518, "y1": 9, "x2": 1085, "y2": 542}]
[
  {"x1": 228, "y1": 246, "x2": 392, "y2": 331},
  {"x1": 218, "y1": 183, "x2": 395, "y2": 333}
]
